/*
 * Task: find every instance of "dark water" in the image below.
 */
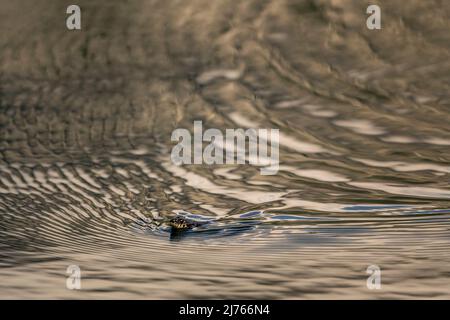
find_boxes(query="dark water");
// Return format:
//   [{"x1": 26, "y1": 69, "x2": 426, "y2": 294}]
[{"x1": 1, "y1": 0, "x2": 450, "y2": 298}]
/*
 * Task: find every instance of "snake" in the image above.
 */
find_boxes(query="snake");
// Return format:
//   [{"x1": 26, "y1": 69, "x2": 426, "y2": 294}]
[{"x1": 130, "y1": 211, "x2": 265, "y2": 240}]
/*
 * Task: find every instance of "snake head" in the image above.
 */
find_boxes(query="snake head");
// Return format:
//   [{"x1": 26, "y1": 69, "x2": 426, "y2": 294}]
[{"x1": 168, "y1": 217, "x2": 190, "y2": 230}]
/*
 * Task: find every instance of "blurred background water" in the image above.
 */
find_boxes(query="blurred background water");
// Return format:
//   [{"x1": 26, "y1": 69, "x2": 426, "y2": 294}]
[{"x1": 1, "y1": 0, "x2": 450, "y2": 298}]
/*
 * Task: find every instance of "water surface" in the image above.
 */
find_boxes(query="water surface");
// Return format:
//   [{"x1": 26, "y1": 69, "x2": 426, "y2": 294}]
[{"x1": 1, "y1": 0, "x2": 450, "y2": 298}]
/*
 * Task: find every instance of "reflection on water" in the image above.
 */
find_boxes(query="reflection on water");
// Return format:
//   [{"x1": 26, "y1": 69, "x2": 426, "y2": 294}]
[{"x1": 1, "y1": 0, "x2": 450, "y2": 298}]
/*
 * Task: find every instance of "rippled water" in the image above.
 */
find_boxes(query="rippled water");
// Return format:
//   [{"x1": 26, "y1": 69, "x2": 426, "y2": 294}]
[{"x1": 1, "y1": 0, "x2": 450, "y2": 298}]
